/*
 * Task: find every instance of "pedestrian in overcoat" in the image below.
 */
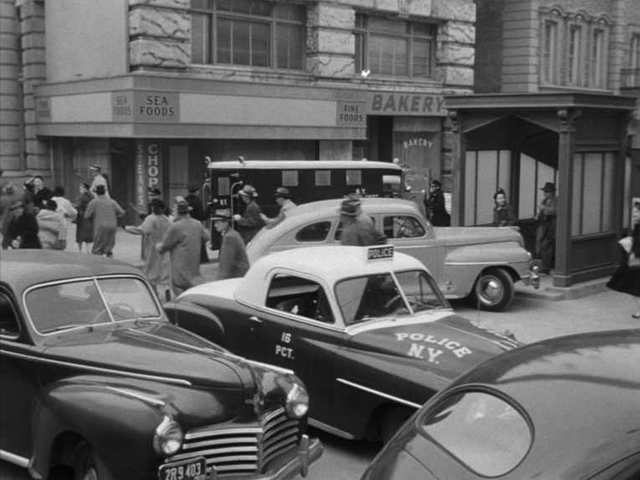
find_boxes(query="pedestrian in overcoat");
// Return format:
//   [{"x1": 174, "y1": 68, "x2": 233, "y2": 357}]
[
  {"x1": 339, "y1": 197, "x2": 385, "y2": 246},
  {"x1": 261, "y1": 187, "x2": 297, "y2": 229},
  {"x1": 213, "y1": 211, "x2": 249, "y2": 280},
  {"x1": 157, "y1": 200, "x2": 211, "y2": 296},
  {"x1": 85, "y1": 184, "x2": 124, "y2": 257},
  {"x1": 424, "y1": 180, "x2": 450, "y2": 226},
  {"x1": 6, "y1": 201, "x2": 41, "y2": 249},
  {"x1": 36, "y1": 199, "x2": 65, "y2": 250},
  {"x1": 535, "y1": 182, "x2": 557, "y2": 273},
  {"x1": 74, "y1": 183, "x2": 94, "y2": 252},
  {"x1": 607, "y1": 223, "x2": 640, "y2": 318},
  {"x1": 233, "y1": 184, "x2": 264, "y2": 244}
]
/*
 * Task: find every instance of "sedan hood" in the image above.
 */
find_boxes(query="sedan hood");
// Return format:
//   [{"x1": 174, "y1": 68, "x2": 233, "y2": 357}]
[
  {"x1": 40, "y1": 321, "x2": 255, "y2": 392},
  {"x1": 348, "y1": 312, "x2": 520, "y2": 381}
]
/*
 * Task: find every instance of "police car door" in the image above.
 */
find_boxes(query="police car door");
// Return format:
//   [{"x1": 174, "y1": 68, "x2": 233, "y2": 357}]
[{"x1": 257, "y1": 271, "x2": 344, "y2": 428}]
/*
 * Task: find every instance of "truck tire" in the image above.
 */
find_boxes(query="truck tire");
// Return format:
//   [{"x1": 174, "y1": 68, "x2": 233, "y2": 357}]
[
  {"x1": 72, "y1": 442, "x2": 108, "y2": 480},
  {"x1": 472, "y1": 267, "x2": 514, "y2": 311}
]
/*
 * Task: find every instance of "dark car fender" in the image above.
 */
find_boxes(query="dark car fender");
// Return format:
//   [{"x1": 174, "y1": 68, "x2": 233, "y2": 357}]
[
  {"x1": 30, "y1": 378, "x2": 168, "y2": 480},
  {"x1": 164, "y1": 300, "x2": 226, "y2": 346}
]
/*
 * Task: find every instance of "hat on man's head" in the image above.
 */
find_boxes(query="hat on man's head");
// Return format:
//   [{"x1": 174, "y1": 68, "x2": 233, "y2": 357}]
[
  {"x1": 239, "y1": 185, "x2": 258, "y2": 198},
  {"x1": 89, "y1": 165, "x2": 101, "y2": 172},
  {"x1": 211, "y1": 209, "x2": 232, "y2": 222},
  {"x1": 541, "y1": 182, "x2": 556, "y2": 193},
  {"x1": 95, "y1": 185, "x2": 106, "y2": 195},
  {"x1": 148, "y1": 187, "x2": 162, "y2": 197},
  {"x1": 188, "y1": 184, "x2": 200, "y2": 193},
  {"x1": 175, "y1": 200, "x2": 192, "y2": 215},
  {"x1": 338, "y1": 197, "x2": 361, "y2": 217},
  {"x1": 274, "y1": 187, "x2": 291, "y2": 199}
]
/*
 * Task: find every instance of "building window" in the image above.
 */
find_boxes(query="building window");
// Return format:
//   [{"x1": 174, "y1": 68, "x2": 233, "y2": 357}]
[
  {"x1": 542, "y1": 20, "x2": 559, "y2": 84},
  {"x1": 572, "y1": 153, "x2": 615, "y2": 236},
  {"x1": 355, "y1": 14, "x2": 436, "y2": 78},
  {"x1": 590, "y1": 28, "x2": 607, "y2": 88},
  {"x1": 626, "y1": 33, "x2": 640, "y2": 87},
  {"x1": 567, "y1": 25, "x2": 582, "y2": 86},
  {"x1": 191, "y1": 0, "x2": 305, "y2": 70}
]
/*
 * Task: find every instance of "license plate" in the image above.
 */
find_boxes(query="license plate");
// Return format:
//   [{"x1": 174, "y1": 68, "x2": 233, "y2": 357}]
[{"x1": 158, "y1": 457, "x2": 208, "y2": 480}]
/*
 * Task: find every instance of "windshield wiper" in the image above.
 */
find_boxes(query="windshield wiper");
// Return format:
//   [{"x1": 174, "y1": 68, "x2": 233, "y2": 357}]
[{"x1": 42, "y1": 323, "x2": 90, "y2": 334}]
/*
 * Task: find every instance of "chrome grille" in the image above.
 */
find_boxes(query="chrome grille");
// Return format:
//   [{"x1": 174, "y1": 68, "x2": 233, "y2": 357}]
[{"x1": 167, "y1": 408, "x2": 301, "y2": 476}]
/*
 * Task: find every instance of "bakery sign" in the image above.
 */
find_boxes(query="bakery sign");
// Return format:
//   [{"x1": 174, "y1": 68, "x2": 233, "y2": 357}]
[
  {"x1": 367, "y1": 92, "x2": 446, "y2": 116},
  {"x1": 112, "y1": 91, "x2": 180, "y2": 122}
]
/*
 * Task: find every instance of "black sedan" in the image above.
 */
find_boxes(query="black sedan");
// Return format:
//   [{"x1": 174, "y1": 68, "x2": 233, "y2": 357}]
[
  {"x1": 0, "y1": 250, "x2": 321, "y2": 480},
  {"x1": 362, "y1": 329, "x2": 640, "y2": 480}
]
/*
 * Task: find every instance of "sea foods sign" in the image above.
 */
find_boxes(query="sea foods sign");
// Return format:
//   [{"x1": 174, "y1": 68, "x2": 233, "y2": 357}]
[{"x1": 112, "y1": 91, "x2": 179, "y2": 122}]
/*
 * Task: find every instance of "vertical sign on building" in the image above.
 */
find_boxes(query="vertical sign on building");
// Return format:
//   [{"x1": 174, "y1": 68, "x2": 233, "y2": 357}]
[
  {"x1": 146, "y1": 142, "x2": 162, "y2": 194},
  {"x1": 135, "y1": 141, "x2": 147, "y2": 213}
]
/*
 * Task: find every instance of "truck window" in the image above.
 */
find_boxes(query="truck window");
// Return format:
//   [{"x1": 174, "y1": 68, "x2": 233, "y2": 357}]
[
  {"x1": 315, "y1": 170, "x2": 331, "y2": 186},
  {"x1": 282, "y1": 170, "x2": 299, "y2": 187},
  {"x1": 346, "y1": 170, "x2": 362, "y2": 185}
]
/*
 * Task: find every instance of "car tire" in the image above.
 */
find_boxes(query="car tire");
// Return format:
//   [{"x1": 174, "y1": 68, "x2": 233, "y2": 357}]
[
  {"x1": 472, "y1": 267, "x2": 514, "y2": 311},
  {"x1": 379, "y1": 407, "x2": 412, "y2": 444},
  {"x1": 72, "y1": 442, "x2": 107, "y2": 480}
]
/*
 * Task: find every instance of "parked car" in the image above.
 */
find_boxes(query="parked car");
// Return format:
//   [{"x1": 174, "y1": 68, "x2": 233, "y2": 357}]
[
  {"x1": 167, "y1": 245, "x2": 522, "y2": 442},
  {"x1": 247, "y1": 198, "x2": 537, "y2": 311},
  {"x1": 362, "y1": 329, "x2": 640, "y2": 480},
  {"x1": 0, "y1": 250, "x2": 321, "y2": 480}
]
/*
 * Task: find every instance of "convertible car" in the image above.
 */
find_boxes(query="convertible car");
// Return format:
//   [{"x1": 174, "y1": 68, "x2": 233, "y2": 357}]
[
  {"x1": 168, "y1": 246, "x2": 522, "y2": 442},
  {"x1": 362, "y1": 329, "x2": 640, "y2": 479},
  {"x1": 247, "y1": 198, "x2": 537, "y2": 311},
  {"x1": 0, "y1": 250, "x2": 321, "y2": 480}
]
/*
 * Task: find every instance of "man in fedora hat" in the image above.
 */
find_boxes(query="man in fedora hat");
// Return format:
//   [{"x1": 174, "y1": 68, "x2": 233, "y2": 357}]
[
  {"x1": 535, "y1": 182, "x2": 558, "y2": 274},
  {"x1": 212, "y1": 210, "x2": 249, "y2": 280},
  {"x1": 157, "y1": 199, "x2": 210, "y2": 295},
  {"x1": 261, "y1": 186, "x2": 297, "y2": 229},
  {"x1": 233, "y1": 184, "x2": 264, "y2": 244},
  {"x1": 339, "y1": 196, "x2": 386, "y2": 246}
]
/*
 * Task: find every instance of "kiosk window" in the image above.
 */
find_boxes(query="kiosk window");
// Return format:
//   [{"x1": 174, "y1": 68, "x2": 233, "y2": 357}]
[
  {"x1": 282, "y1": 170, "x2": 299, "y2": 187},
  {"x1": 266, "y1": 274, "x2": 334, "y2": 324},
  {"x1": 296, "y1": 222, "x2": 331, "y2": 242},
  {"x1": 217, "y1": 177, "x2": 230, "y2": 196},
  {"x1": 0, "y1": 293, "x2": 20, "y2": 337},
  {"x1": 383, "y1": 215, "x2": 425, "y2": 238}
]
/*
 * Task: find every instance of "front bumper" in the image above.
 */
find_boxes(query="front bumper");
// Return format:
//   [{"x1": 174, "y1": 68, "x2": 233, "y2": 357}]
[{"x1": 207, "y1": 435, "x2": 323, "y2": 480}]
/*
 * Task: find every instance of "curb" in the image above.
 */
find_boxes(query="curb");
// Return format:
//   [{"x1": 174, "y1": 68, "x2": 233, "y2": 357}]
[{"x1": 516, "y1": 277, "x2": 609, "y2": 301}]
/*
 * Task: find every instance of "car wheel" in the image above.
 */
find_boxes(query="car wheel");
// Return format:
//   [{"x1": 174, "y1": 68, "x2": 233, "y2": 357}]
[
  {"x1": 379, "y1": 407, "x2": 412, "y2": 444},
  {"x1": 72, "y1": 442, "x2": 105, "y2": 480},
  {"x1": 473, "y1": 267, "x2": 514, "y2": 311}
]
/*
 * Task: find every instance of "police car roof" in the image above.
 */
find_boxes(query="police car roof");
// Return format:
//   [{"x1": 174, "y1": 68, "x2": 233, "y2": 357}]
[
  {"x1": 207, "y1": 160, "x2": 402, "y2": 171},
  {"x1": 237, "y1": 246, "x2": 425, "y2": 304}
]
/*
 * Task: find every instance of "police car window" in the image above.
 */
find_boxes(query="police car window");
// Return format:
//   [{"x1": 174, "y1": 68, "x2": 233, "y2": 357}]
[
  {"x1": 421, "y1": 391, "x2": 531, "y2": 477},
  {"x1": 296, "y1": 222, "x2": 331, "y2": 242},
  {"x1": 394, "y1": 270, "x2": 447, "y2": 311},
  {"x1": 266, "y1": 274, "x2": 334, "y2": 324},
  {"x1": 383, "y1": 216, "x2": 425, "y2": 238},
  {"x1": 335, "y1": 273, "x2": 408, "y2": 326},
  {"x1": 0, "y1": 292, "x2": 19, "y2": 338}
]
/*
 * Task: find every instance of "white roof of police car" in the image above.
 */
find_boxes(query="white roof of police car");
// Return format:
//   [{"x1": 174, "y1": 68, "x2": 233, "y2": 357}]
[
  {"x1": 236, "y1": 246, "x2": 426, "y2": 305},
  {"x1": 207, "y1": 160, "x2": 402, "y2": 171}
]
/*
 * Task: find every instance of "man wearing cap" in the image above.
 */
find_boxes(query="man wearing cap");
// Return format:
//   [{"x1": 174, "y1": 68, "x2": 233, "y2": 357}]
[
  {"x1": 212, "y1": 210, "x2": 249, "y2": 280},
  {"x1": 157, "y1": 199, "x2": 211, "y2": 295},
  {"x1": 260, "y1": 187, "x2": 296, "y2": 229},
  {"x1": 535, "y1": 182, "x2": 558, "y2": 274},
  {"x1": 339, "y1": 196, "x2": 386, "y2": 246},
  {"x1": 233, "y1": 184, "x2": 264, "y2": 244},
  {"x1": 85, "y1": 184, "x2": 124, "y2": 257},
  {"x1": 89, "y1": 165, "x2": 110, "y2": 198}
]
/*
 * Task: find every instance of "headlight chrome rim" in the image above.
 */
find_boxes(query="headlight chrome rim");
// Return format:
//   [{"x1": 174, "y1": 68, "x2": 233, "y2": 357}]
[
  {"x1": 285, "y1": 382, "x2": 309, "y2": 419},
  {"x1": 153, "y1": 415, "x2": 184, "y2": 456}
]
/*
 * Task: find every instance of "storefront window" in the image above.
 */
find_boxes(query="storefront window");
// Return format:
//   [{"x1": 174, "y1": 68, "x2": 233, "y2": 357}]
[
  {"x1": 355, "y1": 14, "x2": 436, "y2": 79},
  {"x1": 191, "y1": 0, "x2": 305, "y2": 70}
]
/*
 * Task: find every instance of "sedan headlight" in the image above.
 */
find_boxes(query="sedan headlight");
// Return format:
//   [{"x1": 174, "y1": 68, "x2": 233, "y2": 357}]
[
  {"x1": 153, "y1": 416, "x2": 184, "y2": 456},
  {"x1": 285, "y1": 382, "x2": 309, "y2": 419}
]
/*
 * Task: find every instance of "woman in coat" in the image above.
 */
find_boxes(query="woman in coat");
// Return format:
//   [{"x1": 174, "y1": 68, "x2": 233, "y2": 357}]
[
  {"x1": 75, "y1": 183, "x2": 94, "y2": 252},
  {"x1": 492, "y1": 188, "x2": 516, "y2": 227},
  {"x1": 607, "y1": 223, "x2": 640, "y2": 318},
  {"x1": 36, "y1": 199, "x2": 65, "y2": 249}
]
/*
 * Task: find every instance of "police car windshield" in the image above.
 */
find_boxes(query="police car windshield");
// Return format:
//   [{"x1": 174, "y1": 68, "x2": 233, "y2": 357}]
[{"x1": 335, "y1": 270, "x2": 446, "y2": 326}]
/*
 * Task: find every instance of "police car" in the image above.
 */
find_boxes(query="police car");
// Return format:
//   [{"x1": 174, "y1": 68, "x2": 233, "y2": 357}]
[{"x1": 166, "y1": 246, "x2": 522, "y2": 442}]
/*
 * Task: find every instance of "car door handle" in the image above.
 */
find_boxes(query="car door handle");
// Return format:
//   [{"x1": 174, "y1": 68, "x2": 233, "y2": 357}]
[{"x1": 249, "y1": 316, "x2": 263, "y2": 324}]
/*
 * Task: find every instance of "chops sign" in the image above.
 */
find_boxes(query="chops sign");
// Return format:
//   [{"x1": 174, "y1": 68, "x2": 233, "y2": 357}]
[{"x1": 368, "y1": 93, "x2": 446, "y2": 116}]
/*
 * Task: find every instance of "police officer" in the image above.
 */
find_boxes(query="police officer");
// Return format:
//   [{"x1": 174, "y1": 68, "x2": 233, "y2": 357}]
[
  {"x1": 339, "y1": 196, "x2": 385, "y2": 246},
  {"x1": 212, "y1": 210, "x2": 249, "y2": 280}
]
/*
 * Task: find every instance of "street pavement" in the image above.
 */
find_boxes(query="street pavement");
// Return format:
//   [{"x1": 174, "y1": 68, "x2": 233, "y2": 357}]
[{"x1": 2, "y1": 228, "x2": 639, "y2": 480}]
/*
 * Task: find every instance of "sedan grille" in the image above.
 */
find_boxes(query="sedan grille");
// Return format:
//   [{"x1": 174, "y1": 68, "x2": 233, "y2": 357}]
[{"x1": 167, "y1": 408, "x2": 301, "y2": 475}]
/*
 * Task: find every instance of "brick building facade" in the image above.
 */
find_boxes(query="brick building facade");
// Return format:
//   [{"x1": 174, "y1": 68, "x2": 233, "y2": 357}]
[{"x1": 1, "y1": 0, "x2": 477, "y2": 218}]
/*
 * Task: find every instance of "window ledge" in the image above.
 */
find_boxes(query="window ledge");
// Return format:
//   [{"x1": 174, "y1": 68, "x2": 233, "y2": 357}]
[
  {"x1": 188, "y1": 63, "x2": 314, "y2": 82},
  {"x1": 539, "y1": 84, "x2": 614, "y2": 95}
]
